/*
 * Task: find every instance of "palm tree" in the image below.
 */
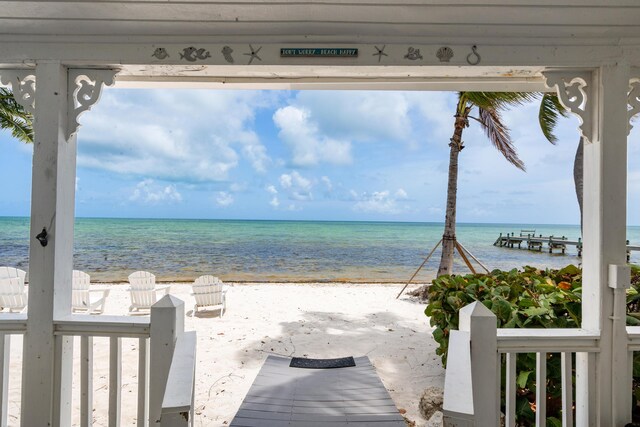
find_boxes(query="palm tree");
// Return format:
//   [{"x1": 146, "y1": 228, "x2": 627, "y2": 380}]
[
  {"x1": 0, "y1": 88, "x2": 33, "y2": 143},
  {"x1": 436, "y1": 92, "x2": 565, "y2": 277}
]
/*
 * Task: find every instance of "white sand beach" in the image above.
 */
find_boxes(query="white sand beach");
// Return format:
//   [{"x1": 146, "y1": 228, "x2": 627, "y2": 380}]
[{"x1": 6, "y1": 283, "x2": 443, "y2": 426}]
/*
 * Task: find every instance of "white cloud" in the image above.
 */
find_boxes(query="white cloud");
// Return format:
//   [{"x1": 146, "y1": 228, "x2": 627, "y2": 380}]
[
  {"x1": 395, "y1": 188, "x2": 408, "y2": 200},
  {"x1": 279, "y1": 174, "x2": 292, "y2": 189},
  {"x1": 273, "y1": 106, "x2": 352, "y2": 166},
  {"x1": 321, "y1": 176, "x2": 332, "y2": 191},
  {"x1": 215, "y1": 191, "x2": 234, "y2": 207},
  {"x1": 269, "y1": 197, "x2": 280, "y2": 208},
  {"x1": 352, "y1": 189, "x2": 410, "y2": 214},
  {"x1": 130, "y1": 179, "x2": 182, "y2": 204},
  {"x1": 78, "y1": 89, "x2": 272, "y2": 183},
  {"x1": 266, "y1": 185, "x2": 278, "y2": 195},
  {"x1": 291, "y1": 91, "x2": 414, "y2": 143},
  {"x1": 230, "y1": 182, "x2": 248, "y2": 192},
  {"x1": 279, "y1": 171, "x2": 313, "y2": 201}
]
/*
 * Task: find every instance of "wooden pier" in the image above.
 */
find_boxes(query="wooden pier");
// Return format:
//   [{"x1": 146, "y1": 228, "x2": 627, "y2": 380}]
[{"x1": 494, "y1": 230, "x2": 637, "y2": 261}]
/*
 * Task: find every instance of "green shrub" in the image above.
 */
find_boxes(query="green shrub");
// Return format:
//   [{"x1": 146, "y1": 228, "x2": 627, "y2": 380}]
[{"x1": 425, "y1": 265, "x2": 639, "y2": 425}]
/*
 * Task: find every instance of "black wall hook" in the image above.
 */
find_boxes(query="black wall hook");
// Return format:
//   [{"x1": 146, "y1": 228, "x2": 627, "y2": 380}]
[{"x1": 35, "y1": 228, "x2": 48, "y2": 247}]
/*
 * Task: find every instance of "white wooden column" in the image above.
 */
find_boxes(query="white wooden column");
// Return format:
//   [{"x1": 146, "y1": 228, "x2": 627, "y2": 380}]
[
  {"x1": 21, "y1": 61, "x2": 76, "y2": 427},
  {"x1": 544, "y1": 63, "x2": 630, "y2": 426},
  {"x1": 14, "y1": 62, "x2": 117, "y2": 427},
  {"x1": 585, "y1": 63, "x2": 630, "y2": 426}
]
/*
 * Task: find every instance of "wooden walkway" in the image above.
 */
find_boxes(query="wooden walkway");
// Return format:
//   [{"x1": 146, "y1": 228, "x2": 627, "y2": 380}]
[
  {"x1": 494, "y1": 230, "x2": 638, "y2": 260},
  {"x1": 230, "y1": 355, "x2": 406, "y2": 427}
]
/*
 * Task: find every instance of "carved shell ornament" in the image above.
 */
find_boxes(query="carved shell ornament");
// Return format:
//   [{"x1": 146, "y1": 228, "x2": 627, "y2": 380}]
[
  {"x1": 436, "y1": 47, "x2": 454, "y2": 63},
  {"x1": 404, "y1": 47, "x2": 423, "y2": 61}
]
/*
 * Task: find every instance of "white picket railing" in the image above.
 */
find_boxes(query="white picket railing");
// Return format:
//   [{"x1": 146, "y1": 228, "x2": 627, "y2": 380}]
[
  {"x1": 0, "y1": 296, "x2": 196, "y2": 427},
  {"x1": 0, "y1": 313, "x2": 27, "y2": 427},
  {"x1": 443, "y1": 302, "x2": 601, "y2": 427}
]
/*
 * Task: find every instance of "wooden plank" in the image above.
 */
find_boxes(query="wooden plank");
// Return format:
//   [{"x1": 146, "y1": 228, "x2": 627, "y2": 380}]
[
  {"x1": 161, "y1": 331, "x2": 197, "y2": 414},
  {"x1": 80, "y1": 336, "x2": 93, "y2": 427},
  {"x1": 54, "y1": 315, "x2": 150, "y2": 338},
  {"x1": 0, "y1": 335, "x2": 9, "y2": 427},
  {"x1": 109, "y1": 337, "x2": 122, "y2": 427},
  {"x1": 561, "y1": 352, "x2": 573, "y2": 427},
  {"x1": 505, "y1": 353, "x2": 516, "y2": 427},
  {"x1": 137, "y1": 338, "x2": 149, "y2": 427},
  {"x1": 536, "y1": 352, "x2": 547, "y2": 427},
  {"x1": 230, "y1": 356, "x2": 404, "y2": 426}
]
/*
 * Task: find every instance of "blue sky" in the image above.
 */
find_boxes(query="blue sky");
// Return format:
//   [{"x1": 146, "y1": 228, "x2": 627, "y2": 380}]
[{"x1": 1, "y1": 88, "x2": 639, "y2": 224}]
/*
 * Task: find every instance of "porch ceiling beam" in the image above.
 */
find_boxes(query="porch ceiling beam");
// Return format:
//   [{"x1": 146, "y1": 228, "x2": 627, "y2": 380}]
[
  {"x1": 0, "y1": 43, "x2": 630, "y2": 70},
  {"x1": 113, "y1": 77, "x2": 550, "y2": 92}
]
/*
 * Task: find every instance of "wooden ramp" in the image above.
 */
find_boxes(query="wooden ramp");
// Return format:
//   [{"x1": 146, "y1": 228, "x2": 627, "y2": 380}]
[{"x1": 230, "y1": 355, "x2": 406, "y2": 427}]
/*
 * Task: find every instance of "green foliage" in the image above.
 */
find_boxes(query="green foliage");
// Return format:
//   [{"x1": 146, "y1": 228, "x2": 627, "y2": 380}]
[
  {"x1": 425, "y1": 265, "x2": 582, "y2": 365},
  {"x1": 425, "y1": 264, "x2": 640, "y2": 425},
  {"x1": 0, "y1": 88, "x2": 33, "y2": 143}
]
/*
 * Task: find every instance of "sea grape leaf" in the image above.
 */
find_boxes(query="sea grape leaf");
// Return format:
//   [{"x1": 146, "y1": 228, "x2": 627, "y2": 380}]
[
  {"x1": 547, "y1": 417, "x2": 562, "y2": 427},
  {"x1": 516, "y1": 370, "x2": 533, "y2": 388},
  {"x1": 558, "y1": 264, "x2": 580, "y2": 275},
  {"x1": 491, "y1": 298, "x2": 512, "y2": 321},
  {"x1": 524, "y1": 307, "x2": 549, "y2": 317},
  {"x1": 515, "y1": 396, "x2": 535, "y2": 419}
]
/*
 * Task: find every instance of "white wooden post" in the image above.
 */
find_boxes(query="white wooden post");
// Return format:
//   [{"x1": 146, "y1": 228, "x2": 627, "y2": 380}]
[
  {"x1": 138, "y1": 337, "x2": 150, "y2": 427},
  {"x1": 109, "y1": 337, "x2": 122, "y2": 427},
  {"x1": 458, "y1": 301, "x2": 499, "y2": 426},
  {"x1": 150, "y1": 295, "x2": 184, "y2": 426},
  {"x1": 544, "y1": 64, "x2": 631, "y2": 425},
  {"x1": 580, "y1": 63, "x2": 631, "y2": 426},
  {"x1": 81, "y1": 336, "x2": 94, "y2": 427},
  {"x1": 21, "y1": 61, "x2": 75, "y2": 427},
  {"x1": 0, "y1": 335, "x2": 9, "y2": 427}
]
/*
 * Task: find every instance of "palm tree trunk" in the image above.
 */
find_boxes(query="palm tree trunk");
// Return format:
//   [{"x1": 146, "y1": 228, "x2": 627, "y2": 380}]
[
  {"x1": 574, "y1": 137, "x2": 584, "y2": 235},
  {"x1": 437, "y1": 114, "x2": 467, "y2": 277}
]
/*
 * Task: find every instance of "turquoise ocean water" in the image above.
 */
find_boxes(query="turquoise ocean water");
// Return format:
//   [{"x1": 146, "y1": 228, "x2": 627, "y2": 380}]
[{"x1": 1, "y1": 216, "x2": 639, "y2": 282}]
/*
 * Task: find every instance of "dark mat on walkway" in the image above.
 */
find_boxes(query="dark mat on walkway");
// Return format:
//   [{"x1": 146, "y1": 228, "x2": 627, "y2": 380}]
[
  {"x1": 230, "y1": 355, "x2": 406, "y2": 427},
  {"x1": 289, "y1": 356, "x2": 355, "y2": 369}
]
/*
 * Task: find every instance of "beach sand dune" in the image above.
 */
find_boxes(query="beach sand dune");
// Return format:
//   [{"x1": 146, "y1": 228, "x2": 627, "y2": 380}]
[{"x1": 6, "y1": 283, "x2": 443, "y2": 426}]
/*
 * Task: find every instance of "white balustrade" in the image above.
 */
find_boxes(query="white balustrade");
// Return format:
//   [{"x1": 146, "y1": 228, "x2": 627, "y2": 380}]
[
  {"x1": 443, "y1": 303, "x2": 602, "y2": 427},
  {"x1": 0, "y1": 296, "x2": 196, "y2": 427},
  {"x1": 0, "y1": 315, "x2": 26, "y2": 427}
]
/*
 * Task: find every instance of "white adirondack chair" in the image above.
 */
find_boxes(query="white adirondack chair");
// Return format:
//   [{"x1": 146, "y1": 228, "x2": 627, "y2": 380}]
[
  {"x1": 191, "y1": 275, "x2": 227, "y2": 317},
  {"x1": 0, "y1": 276, "x2": 27, "y2": 313},
  {"x1": 72, "y1": 270, "x2": 110, "y2": 314},
  {"x1": 128, "y1": 271, "x2": 171, "y2": 313},
  {"x1": 0, "y1": 266, "x2": 27, "y2": 282}
]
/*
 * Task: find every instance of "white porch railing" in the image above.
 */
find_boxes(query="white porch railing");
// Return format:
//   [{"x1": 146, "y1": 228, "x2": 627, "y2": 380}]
[
  {"x1": 0, "y1": 295, "x2": 196, "y2": 427},
  {"x1": 443, "y1": 302, "x2": 601, "y2": 427}
]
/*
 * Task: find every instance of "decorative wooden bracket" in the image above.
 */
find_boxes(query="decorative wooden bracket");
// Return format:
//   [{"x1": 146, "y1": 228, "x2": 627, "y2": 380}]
[
  {"x1": 542, "y1": 69, "x2": 594, "y2": 143},
  {"x1": 67, "y1": 69, "x2": 118, "y2": 140},
  {"x1": 0, "y1": 70, "x2": 36, "y2": 114},
  {"x1": 629, "y1": 68, "x2": 640, "y2": 135}
]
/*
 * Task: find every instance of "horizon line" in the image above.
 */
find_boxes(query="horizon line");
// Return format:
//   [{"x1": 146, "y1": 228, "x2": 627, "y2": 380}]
[{"x1": 0, "y1": 215, "x2": 591, "y2": 227}]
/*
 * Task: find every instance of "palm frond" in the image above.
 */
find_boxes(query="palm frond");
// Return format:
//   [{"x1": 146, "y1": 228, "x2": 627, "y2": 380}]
[
  {"x1": 0, "y1": 88, "x2": 33, "y2": 143},
  {"x1": 478, "y1": 106, "x2": 525, "y2": 171},
  {"x1": 464, "y1": 92, "x2": 538, "y2": 111},
  {"x1": 538, "y1": 93, "x2": 567, "y2": 145}
]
